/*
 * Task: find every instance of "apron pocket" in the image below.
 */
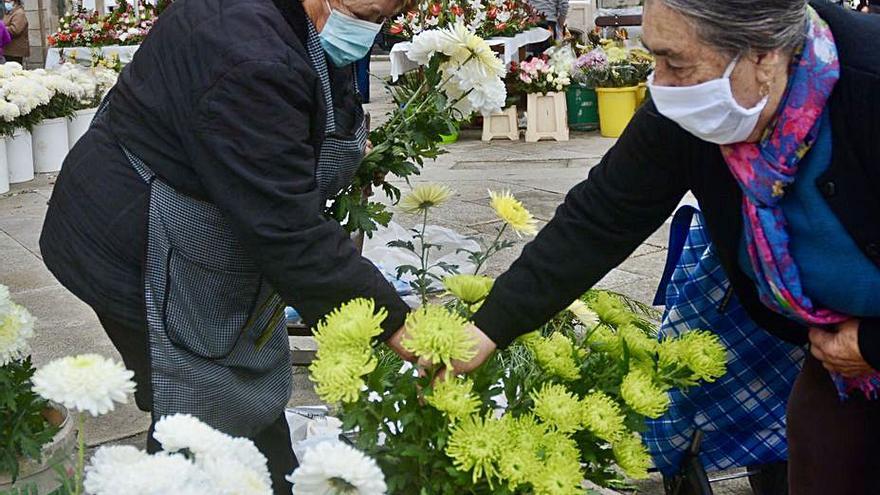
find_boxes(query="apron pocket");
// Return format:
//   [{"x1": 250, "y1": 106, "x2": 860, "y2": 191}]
[{"x1": 163, "y1": 248, "x2": 261, "y2": 360}]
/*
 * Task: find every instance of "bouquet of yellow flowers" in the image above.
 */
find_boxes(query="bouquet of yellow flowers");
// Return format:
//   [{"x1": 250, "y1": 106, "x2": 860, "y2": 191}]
[{"x1": 297, "y1": 190, "x2": 728, "y2": 494}]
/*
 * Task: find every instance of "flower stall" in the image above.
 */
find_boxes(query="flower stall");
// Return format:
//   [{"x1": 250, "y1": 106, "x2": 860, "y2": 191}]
[
  {"x1": 0, "y1": 62, "x2": 118, "y2": 186},
  {"x1": 44, "y1": 3, "x2": 158, "y2": 69},
  {"x1": 388, "y1": 0, "x2": 550, "y2": 81}
]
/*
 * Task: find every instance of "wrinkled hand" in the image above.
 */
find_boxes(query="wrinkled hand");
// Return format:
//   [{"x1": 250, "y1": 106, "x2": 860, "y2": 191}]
[
  {"x1": 364, "y1": 139, "x2": 374, "y2": 155},
  {"x1": 417, "y1": 324, "x2": 497, "y2": 377},
  {"x1": 809, "y1": 319, "x2": 875, "y2": 378}
]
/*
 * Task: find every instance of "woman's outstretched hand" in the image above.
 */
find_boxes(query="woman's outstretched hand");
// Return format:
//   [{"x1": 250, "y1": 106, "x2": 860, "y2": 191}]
[{"x1": 385, "y1": 323, "x2": 497, "y2": 374}]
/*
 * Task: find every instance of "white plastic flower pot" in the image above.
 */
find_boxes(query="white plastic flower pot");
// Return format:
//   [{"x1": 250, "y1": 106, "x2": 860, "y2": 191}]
[
  {"x1": 7, "y1": 129, "x2": 34, "y2": 184},
  {"x1": 0, "y1": 138, "x2": 8, "y2": 194},
  {"x1": 67, "y1": 107, "x2": 98, "y2": 150},
  {"x1": 32, "y1": 118, "x2": 70, "y2": 174}
]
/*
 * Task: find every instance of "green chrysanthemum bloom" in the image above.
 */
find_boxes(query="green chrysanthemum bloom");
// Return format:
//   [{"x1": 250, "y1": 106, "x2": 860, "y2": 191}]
[
  {"x1": 522, "y1": 332, "x2": 581, "y2": 382},
  {"x1": 530, "y1": 383, "x2": 584, "y2": 435},
  {"x1": 613, "y1": 433, "x2": 652, "y2": 479},
  {"x1": 401, "y1": 184, "x2": 453, "y2": 213},
  {"x1": 443, "y1": 274, "x2": 494, "y2": 305},
  {"x1": 618, "y1": 324, "x2": 658, "y2": 359},
  {"x1": 587, "y1": 324, "x2": 622, "y2": 355},
  {"x1": 309, "y1": 348, "x2": 376, "y2": 404},
  {"x1": 529, "y1": 450, "x2": 585, "y2": 495},
  {"x1": 446, "y1": 414, "x2": 506, "y2": 485},
  {"x1": 402, "y1": 305, "x2": 477, "y2": 371},
  {"x1": 497, "y1": 415, "x2": 545, "y2": 488},
  {"x1": 581, "y1": 391, "x2": 627, "y2": 442},
  {"x1": 426, "y1": 377, "x2": 480, "y2": 421},
  {"x1": 677, "y1": 331, "x2": 728, "y2": 382},
  {"x1": 590, "y1": 292, "x2": 634, "y2": 328},
  {"x1": 312, "y1": 299, "x2": 386, "y2": 355},
  {"x1": 620, "y1": 368, "x2": 671, "y2": 419}
]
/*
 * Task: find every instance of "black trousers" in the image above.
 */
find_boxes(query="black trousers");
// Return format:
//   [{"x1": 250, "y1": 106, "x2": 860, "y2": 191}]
[
  {"x1": 787, "y1": 354, "x2": 880, "y2": 494},
  {"x1": 97, "y1": 313, "x2": 297, "y2": 494}
]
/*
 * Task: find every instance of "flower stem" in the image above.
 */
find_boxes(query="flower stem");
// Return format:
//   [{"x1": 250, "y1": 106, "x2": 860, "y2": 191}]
[
  {"x1": 473, "y1": 224, "x2": 507, "y2": 275},
  {"x1": 75, "y1": 414, "x2": 85, "y2": 495},
  {"x1": 418, "y1": 208, "x2": 430, "y2": 306}
]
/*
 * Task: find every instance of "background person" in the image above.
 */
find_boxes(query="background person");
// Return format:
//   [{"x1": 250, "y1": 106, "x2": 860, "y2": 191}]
[{"x1": 3, "y1": 0, "x2": 26, "y2": 65}]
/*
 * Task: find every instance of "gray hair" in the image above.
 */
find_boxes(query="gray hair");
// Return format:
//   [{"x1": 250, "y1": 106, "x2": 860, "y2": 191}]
[{"x1": 652, "y1": 0, "x2": 809, "y2": 55}]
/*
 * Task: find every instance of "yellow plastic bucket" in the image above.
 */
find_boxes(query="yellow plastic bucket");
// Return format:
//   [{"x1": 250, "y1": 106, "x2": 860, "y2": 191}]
[
  {"x1": 596, "y1": 86, "x2": 639, "y2": 138},
  {"x1": 636, "y1": 82, "x2": 648, "y2": 107}
]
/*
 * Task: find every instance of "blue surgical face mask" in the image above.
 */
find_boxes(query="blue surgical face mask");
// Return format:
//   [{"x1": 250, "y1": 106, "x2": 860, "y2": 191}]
[
  {"x1": 4, "y1": 3, "x2": 12, "y2": 11},
  {"x1": 318, "y1": 1, "x2": 382, "y2": 67}
]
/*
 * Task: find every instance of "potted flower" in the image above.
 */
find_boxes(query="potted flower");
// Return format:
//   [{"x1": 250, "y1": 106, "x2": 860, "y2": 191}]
[
  {"x1": 0, "y1": 285, "x2": 75, "y2": 493},
  {"x1": 61, "y1": 64, "x2": 119, "y2": 149},
  {"x1": 629, "y1": 47, "x2": 655, "y2": 106},
  {"x1": 29, "y1": 69, "x2": 84, "y2": 173},
  {"x1": 508, "y1": 55, "x2": 571, "y2": 142},
  {"x1": 2, "y1": 64, "x2": 51, "y2": 184},
  {"x1": 568, "y1": 47, "x2": 607, "y2": 132},
  {"x1": 583, "y1": 45, "x2": 641, "y2": 138}
]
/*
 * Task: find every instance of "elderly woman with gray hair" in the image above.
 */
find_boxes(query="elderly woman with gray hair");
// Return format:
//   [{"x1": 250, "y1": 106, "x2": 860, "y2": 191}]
[{"x1": 445, "y1": 0, "x2": 880, "y2": 491}]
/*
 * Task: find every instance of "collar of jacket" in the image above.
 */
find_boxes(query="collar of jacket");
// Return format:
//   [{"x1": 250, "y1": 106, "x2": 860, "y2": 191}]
[{"x1": 271, "y1": 0, "x2": 310, "y2": 47}]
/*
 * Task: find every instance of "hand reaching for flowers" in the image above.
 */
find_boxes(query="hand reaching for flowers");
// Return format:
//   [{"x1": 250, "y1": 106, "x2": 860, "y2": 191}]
[{"x1": 386, "y1": 323, "x2": 497, "y2": 375}]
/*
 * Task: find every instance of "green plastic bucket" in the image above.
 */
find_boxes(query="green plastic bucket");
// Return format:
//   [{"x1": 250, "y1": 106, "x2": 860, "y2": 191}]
[{"x1": 566, "y1": 84, "x2": 599, "y2": 132}]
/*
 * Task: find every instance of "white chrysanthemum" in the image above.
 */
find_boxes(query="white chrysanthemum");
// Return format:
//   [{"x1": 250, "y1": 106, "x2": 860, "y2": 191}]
[
  {"x1": 32, "y1": 354, "x2": 136, "y2": 416},
  {"x1": 0, "y1": 302, "x2": 35, "y2": 367},
  {"x1": 92, "y1": 67, "x2": 118, "y2": 97},
  {"x1": 40, "y1": 73, "x2": 85, "y2": 99},
  {"x1": 567, "y1": 299, "x2": 600, "y2": 330},
  {"x1": 408, "y1": 29, "x2": 446, "y2": 65},
  {"x1": 287, "y1": 441, "x2": 387, "y2": 495},
  {"x1": 199, "y1": 457, "x2": 272, "y2": 495},
  {"x1": 0, "y1": 62, "x2": 24, "y2": 79},
  {"x1": 0, "y1": 98, "x2": 20, "y2": 122},
  {"x1": 153, "y1": 413, "x2": 232, "y2": 457},
  {"x1": 84, "y1": 447, "x2": 208, "y2": 495},
  {"x1": 3, "y1": 76, "x2": 52, "y2": 114}
]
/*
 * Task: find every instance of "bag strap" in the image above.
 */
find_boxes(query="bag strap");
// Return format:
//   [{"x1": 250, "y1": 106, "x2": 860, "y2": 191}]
[{"x1": 652, "y1": 205, "x2": 700, "y2": 306}]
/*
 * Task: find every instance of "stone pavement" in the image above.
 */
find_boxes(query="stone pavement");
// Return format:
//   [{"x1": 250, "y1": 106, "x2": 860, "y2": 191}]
[{"x1": 0, "y1": 60, "x2": 751, "y2": 494}]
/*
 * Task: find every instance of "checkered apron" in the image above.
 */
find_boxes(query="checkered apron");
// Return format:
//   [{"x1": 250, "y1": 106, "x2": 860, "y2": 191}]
[
  {"x1": 119, "y1": 27, "x2": 367, "y2": 437},
  {"x1": 644, "y1": 207, "x2": 806, "y2": 475}
]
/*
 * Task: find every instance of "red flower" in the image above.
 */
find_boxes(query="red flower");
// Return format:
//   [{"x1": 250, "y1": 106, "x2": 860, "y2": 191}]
[
  {"x1": 451, "y1": 5, "x2": 464, "y2": 16},
  {"x1": 389, "y1": 23, "x2": 404, "y2": 35},
  {"x1": 487, "y1": 6, "x2": 498, "y2": 19},
  {"x1": 47, "y1": 35, "x2": 56, "y2": 46},
  {"x1": 496, "y1": 22, "x2": 507, "y2": 30},
  {"x1": 430, "y1": 3, "x2": 442, "y2": 16}
]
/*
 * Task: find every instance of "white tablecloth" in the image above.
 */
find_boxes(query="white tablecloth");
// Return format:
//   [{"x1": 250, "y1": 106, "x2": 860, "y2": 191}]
[
  {"x1": 389, "y1": 27, "x2": 551, "y2": 81},
  {"x1": 45, "y1": 45, "x2": 140, "y2": 69}
]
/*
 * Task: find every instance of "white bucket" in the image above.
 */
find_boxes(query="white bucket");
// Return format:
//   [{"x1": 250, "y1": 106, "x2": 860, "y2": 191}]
[
  {"x1": 67, "y1": 107, "x2": 97, "y2": 150},
  {"x1": 0, "y1": 138, "x2": 8, "y2": 194},
  {"x1": 33, "y1": 117, "x2": 70, "y2": 174},
  {"x1": 7, "y1": 129, "x2": 33, "y2": 184}
]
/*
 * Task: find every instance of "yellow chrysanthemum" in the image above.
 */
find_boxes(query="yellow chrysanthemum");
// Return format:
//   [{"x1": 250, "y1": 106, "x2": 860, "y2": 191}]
[
  {"x1": 529, "y1": 451, "x2": 585, "y2": 495},
  {"x1": 530, "y1": 383, "x2": 584, "y2": 435},
  {"x1": 426, "y1": 377, "x2": 480, "y2": 421},
  {"x1": 497, "y1": 415, "x2": 545, "y2": 488},
  {"x1": 620, "y1": 368, "x2": 671, "y2": 419},
  {"x1": 312, "y1": 299, "x2": 386, "y2": 355},
  {"x1": 443, "y1": 274, "x2": 494, "y2": 305},
  {"x1": 587, "y1": 324, "x2": 622, "y2": 356},
  {"x1": 402, "y1": 305, "x2": 477, "y2": 371},
  {"x1": 612, "y1": 433, "x2": 652, "y2": 479},
  {"x1": 590, "y1": 292, "x2": 634, "y2": 329},
  {"x1": 618, "y1": 324, "x2": 659, "y2": 360},
  {"x1": 400, "y1": 184, "x2": 453, "y2": 213},
  {"x1": 521, "y1": 332, "x2": 581, "y2": 382},
  {"x1": 567, "y1": 299, "x2": 600, "y2": 330},
  {"x1": 605, "y1": 46, "x2": 628, "y2": 63},
  {"x1": 309, "y1": 348, "x2": 376, "y2": 404},
  {"x1": 489, "y1": 190, "x2": 538, "y2": 236},
  {"x1": 446, "y1": 414, "x2": 506, "y2": 485},
  {"x1": 440, "y1": 22, "x2": 506, "y2": 77},
  {"x1": 677, "y1": 331, "x2": 728, "y2": 382},
  {"x1": 581, "y1": 391, "x2": 627, "y2": 442}
]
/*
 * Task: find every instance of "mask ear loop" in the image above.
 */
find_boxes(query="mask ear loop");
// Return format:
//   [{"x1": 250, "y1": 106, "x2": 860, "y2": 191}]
[{"x1": 723, "y1": 54, "x2": 741, "y2": 79}]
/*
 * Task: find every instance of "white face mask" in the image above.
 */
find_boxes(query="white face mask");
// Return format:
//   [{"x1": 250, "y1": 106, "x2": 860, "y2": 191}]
[{"x1": 647, "y1": 57, "x2": 768, "y2": 145}]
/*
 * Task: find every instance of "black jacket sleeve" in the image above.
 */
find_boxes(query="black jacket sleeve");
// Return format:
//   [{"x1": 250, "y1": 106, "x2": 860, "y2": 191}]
[
  {"x1": 473, "y1": 105, "x2": 689, "y2": 348},
  {"x1": 188, "y1": 60, "x2": 408, "y2": 339}
]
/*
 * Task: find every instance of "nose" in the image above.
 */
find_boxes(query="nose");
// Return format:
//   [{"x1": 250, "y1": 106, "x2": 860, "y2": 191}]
[{"x1": 650, "y1": 66, "x2": 677, "y2": 87}]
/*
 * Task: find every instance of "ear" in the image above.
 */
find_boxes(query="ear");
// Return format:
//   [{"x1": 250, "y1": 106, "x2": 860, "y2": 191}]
[{"x1": 752, "y1": 50, "x2": 785, "y2": 87}]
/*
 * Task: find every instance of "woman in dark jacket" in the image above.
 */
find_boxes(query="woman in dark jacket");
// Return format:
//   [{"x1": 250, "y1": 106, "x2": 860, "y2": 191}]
[
  {"x1": 40, "y1": 0, "x2": 411, "y2": 492},
  {"x1": 457, "y1": 0, "x2": 880, "y2": 492}
]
